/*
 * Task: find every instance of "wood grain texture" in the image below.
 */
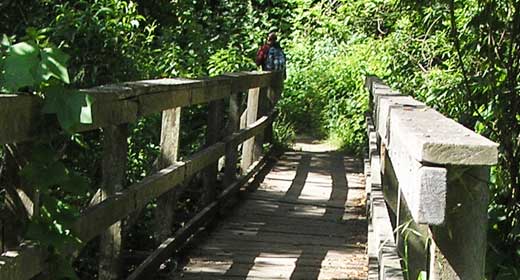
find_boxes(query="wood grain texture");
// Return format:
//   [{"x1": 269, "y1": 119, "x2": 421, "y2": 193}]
[{"x1": 168, "y1": 146, "x2": 368, "y2": 280}]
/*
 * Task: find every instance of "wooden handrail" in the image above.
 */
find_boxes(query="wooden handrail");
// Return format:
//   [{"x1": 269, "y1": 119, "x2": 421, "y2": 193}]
[
  {"x1": 365, "y1": 76, "x2": 498, "y2": 280},
  {"x1": 0, "y1": 71, "x2": 277, "y2": 145},
  {"x1": 0, "y1": 71, "x2": 283, "y2": 280}
]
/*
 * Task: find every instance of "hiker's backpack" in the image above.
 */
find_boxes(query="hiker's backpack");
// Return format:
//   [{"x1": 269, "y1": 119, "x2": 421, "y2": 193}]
[
  {"x1": 256, "y1": 45, "x2": 270, "y2": 66},
  {"x1": 265, "y1": 46, "x2": 286, "y2": 72}
]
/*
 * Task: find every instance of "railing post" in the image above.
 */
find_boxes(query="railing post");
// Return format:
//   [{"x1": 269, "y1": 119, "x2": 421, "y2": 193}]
[
  {"x1": 202, "y1": 100, "x2": 224, "y2": 205},
  {"x1": 224, "y1": 93, "x2": 241, "y2": 186},
  {"x1": 429, "y1": 166, "x2": 489, "y2": 280},
  {"x1": 241, "y1": 87, "x2": 260, "y2": 171},
  {"x1": 154, "y1": 108, "x2": 181, "y2": 243},
  {"x1": 98, "y1": 124, "x2": 128, "y2": 280}
]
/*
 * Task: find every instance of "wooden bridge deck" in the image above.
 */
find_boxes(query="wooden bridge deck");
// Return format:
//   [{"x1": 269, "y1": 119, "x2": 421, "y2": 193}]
[{"x1": 171, "y1": 142, "x2": 368, "y2": 279}]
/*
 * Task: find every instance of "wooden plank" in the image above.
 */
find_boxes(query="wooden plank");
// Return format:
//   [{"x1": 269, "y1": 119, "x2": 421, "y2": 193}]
[
  {"x1": 222, "y1": 203, "x2": 355, "y2": 222},
  {"x1": 185, "y1": 143, "x2": 226, "y2": 177},
  {"x1": 207, "y1": 230, "x2": 363, "y2": 247},
  {"x1": 177, "y1": 261, "x2": 366, "y2": 280},
  {"x1": 84, "y1": 78, "x2": 202, "y2": 101},
  {"x1": 186, "y1": 249, "x2": 364, "y2": 264},
  {"x1": 196, "y1": 239, "x2": 364, "y2": 253},
  {"x1": 219, "y1": 221, "x2": 364, "y2": 238}
]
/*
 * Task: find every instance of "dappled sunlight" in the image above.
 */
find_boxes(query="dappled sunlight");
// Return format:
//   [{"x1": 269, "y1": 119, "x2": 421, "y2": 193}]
[
  {"x1": 174, "y1": 142, "x2": 367, "y2": 279},
  {"x1": 298, "y1": 172, "x2": 333, "y2": 202},
  {"x1": 246, "y1": 253, "x2": 301, "y2": 279},
  {"x1": 291, "y1": 204, "x2": 327, "y2": 216},
  {"x1": 184, "y1": 259, "x2": 233, "y2": 274}
]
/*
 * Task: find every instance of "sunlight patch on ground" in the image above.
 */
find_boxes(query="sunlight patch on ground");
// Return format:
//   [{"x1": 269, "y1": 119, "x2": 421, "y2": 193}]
[
  {"x1": 318, "y1": 250, "x2": 368, "y2": 279},
  {"x1": 292, "y1": 204, "x2": 327, "y2": 216},
  {"x1": 298, "y1": 172, "x2": 333, "y2": 201},
  {"x1": 185, "y1": 260, "x2": 233, "y2": 274},
  {"x1": 246, "y1": 253, "x2": 300, "y2": 279}
]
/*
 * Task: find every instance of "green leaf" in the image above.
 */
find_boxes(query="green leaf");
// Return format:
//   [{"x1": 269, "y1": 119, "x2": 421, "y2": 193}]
[
  {"x1": 42, "y1": 85, "x2": 92, "y2": 131},
  {"x1": 38, "y1": 47, "x2": 70, "y2": 84},
  {"x1": 1, "y1": 34, "x2": 10, "y2": 47},
  {"x1": 2, "y1": 41, "x2": 39, "y2": 92}
]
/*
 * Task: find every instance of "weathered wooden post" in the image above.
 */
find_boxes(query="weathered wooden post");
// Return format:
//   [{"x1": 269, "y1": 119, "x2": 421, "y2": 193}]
[
  {"x1": 154, "y1": 108, "x2": 181, "y2": 243},
  {"x1": 241, "y1": 87, "x2": 260, "y2": 171},
  {"x1": 429, "y1": 166, "x2": 490, "y2": 280},
  {"x1": 224, "y1": 92, "x2": 241, "y2": 187},
  {"x1": 99, "y1": 124, "x2": 128, "y2": 280},
  {"x1": 202, "y1": 100, "x2": 224, "y2": 205}
]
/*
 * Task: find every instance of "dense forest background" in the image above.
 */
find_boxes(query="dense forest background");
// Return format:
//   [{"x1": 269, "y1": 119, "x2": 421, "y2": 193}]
[{"x1": 1, "y1": 0, "x2": 519, "y2": 279}]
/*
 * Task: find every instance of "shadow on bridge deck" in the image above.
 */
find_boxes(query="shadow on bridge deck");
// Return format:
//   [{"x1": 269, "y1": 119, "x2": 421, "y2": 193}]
[{"x1": 169, "y1": 140, "x2": 368, "y2": 280}]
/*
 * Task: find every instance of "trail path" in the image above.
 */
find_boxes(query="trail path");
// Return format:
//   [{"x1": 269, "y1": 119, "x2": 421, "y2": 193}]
[{"x1": 171, "y1": 138, "x2": 368, "y2": 279}]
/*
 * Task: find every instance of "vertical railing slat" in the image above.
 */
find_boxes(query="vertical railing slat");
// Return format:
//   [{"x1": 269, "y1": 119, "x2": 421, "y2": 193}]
[
  {"x1": 202, "y1": 100, "x2": 224, "y2": 205},
  {"x1": 98, "y1": 124, "x2": 128, "y2": 280},
  {"x1": 224, "y1": 93, "x2": 241, "y2": 187},
  {"x1": 241, "y1": 88, "x2": 260, "y2": 171},
  {"x1": 154, "y1": 108, "x2": 181, "y2": 244}
]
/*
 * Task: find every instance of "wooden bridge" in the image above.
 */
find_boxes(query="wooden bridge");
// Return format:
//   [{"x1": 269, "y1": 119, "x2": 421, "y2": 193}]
[{"x1": 0, "y1": 72, "x2": 498, "y2": 280}]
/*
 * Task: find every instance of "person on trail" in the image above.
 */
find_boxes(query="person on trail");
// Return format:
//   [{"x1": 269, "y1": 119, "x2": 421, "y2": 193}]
[{"x1": 256, "y1": 32, "x2": 286, "y2": 78}]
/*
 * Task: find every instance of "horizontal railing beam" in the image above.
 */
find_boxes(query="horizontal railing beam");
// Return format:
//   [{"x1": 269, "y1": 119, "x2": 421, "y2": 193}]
[{"x1": 0, "y1": 71, "x2": 278, "y2": 145}]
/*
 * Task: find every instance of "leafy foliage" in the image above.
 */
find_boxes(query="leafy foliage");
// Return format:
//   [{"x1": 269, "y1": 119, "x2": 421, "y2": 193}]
[
  {"x1": 1, "y1": 0, "x2": 519, "y2": 279},
  {"x1": 0, "y1": 32, "x2": 96, "y2": 279}
]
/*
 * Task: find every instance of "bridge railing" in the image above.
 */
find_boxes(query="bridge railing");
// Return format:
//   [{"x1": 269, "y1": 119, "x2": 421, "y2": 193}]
[
  {"x1": 0, "y1": 71, "x2": 284, "y2": 280},
  {"x1": 364, "y1": 76, "x2": 498, "y2": 280}
]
